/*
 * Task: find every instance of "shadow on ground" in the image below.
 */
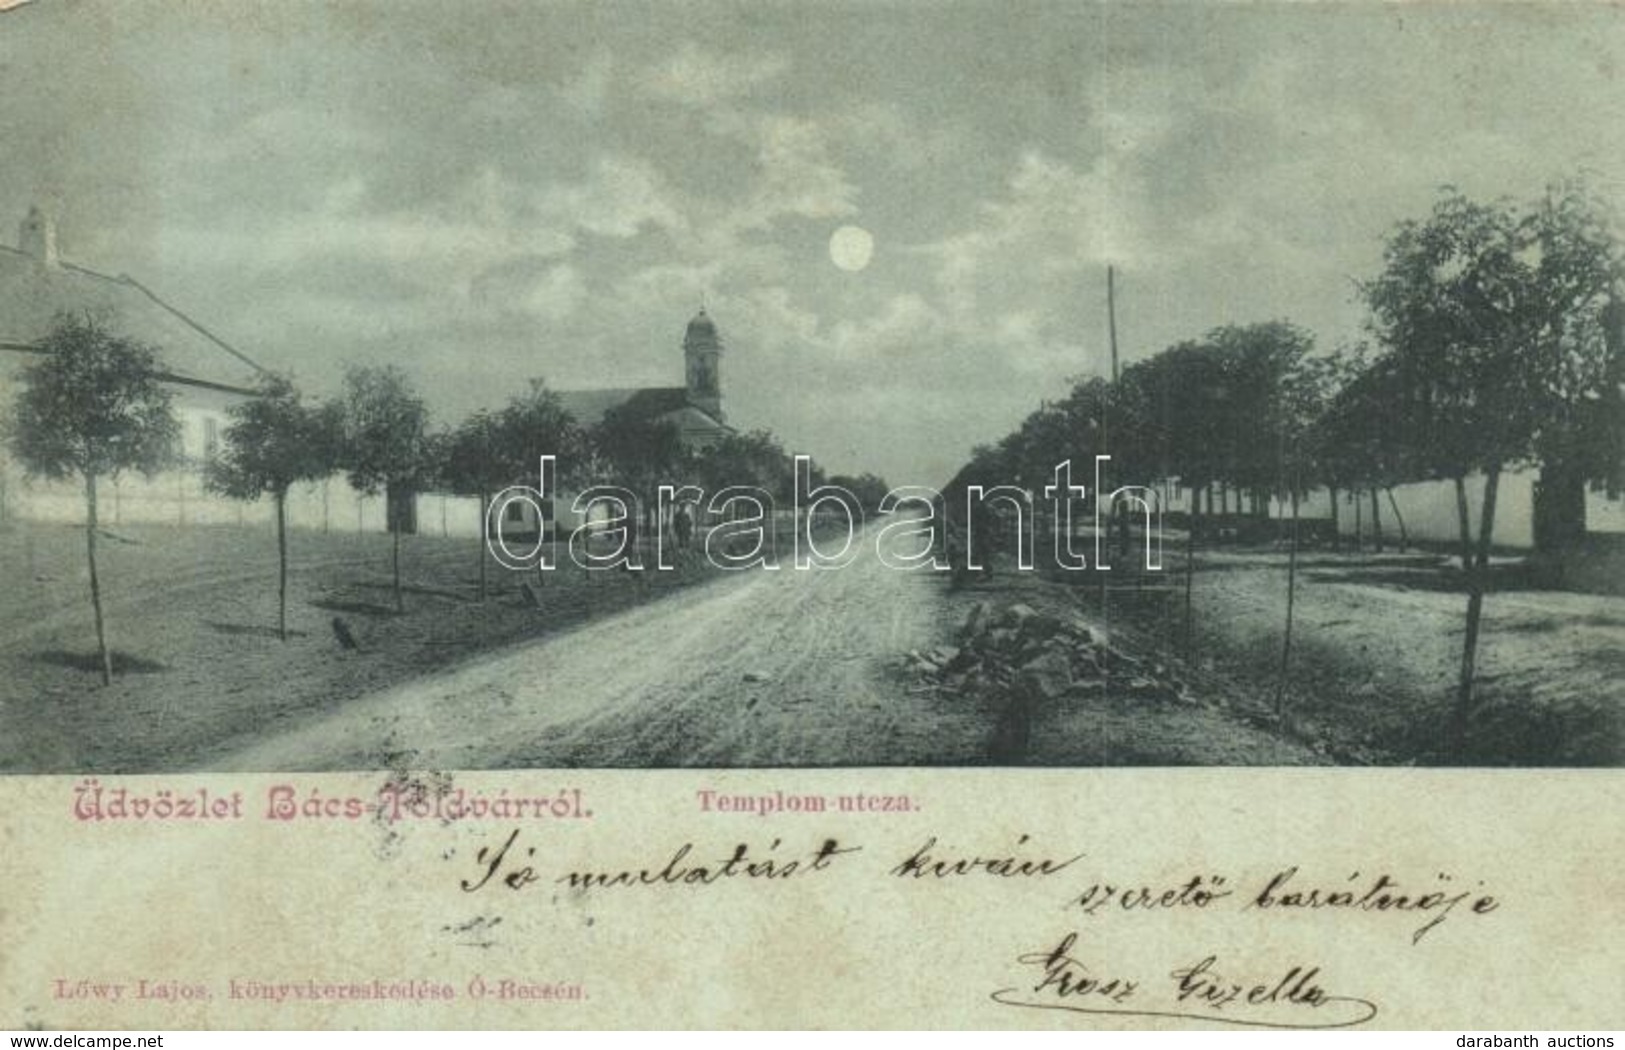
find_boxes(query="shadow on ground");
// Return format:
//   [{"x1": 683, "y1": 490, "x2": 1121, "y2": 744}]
[{"x1": 28, "y1": 650, "x2": 168, "y2": 674}]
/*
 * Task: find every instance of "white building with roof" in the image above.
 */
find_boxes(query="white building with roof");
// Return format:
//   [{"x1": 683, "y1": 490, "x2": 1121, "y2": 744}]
[{"x1": 0, "y1": 206, "x2": 400, "y2": 533}]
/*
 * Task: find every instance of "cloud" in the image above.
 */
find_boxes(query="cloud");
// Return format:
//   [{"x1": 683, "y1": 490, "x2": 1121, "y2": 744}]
[
  {"x1": 643, "y1": 42, "x2": 789, "y2": 106},
  {"x1": 560, "y1": 51, "x2": 615, "y2": 116},
  {"x1": 744, "y1": 116, "x2": 860, "y2": 226},
  {"x1": 695, "y1": 113, "x2": 860, "y2": 238},
  {"x1": 911, "y1": 150, "x2": 1123, "y2": 335},
  {"x1": 522, "y1": 262, "x2": 587, "y2": 322},
  {"x1": 824, "y1": 293, "x2": 943, "y2": 362},
  {"x1": 535, "y1": 155, "x2": 689, "y2": 239}
]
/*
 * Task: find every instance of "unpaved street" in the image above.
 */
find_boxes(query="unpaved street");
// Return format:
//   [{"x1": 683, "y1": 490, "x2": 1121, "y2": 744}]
[
  {"x1": 216, "y1": 523, "x2": 960, "y2": 770},
  {"x1": 3, "y1": 518, "x2": 1314, "y2": 773}
]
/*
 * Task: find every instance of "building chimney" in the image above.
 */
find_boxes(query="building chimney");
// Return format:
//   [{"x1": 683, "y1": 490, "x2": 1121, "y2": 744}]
[{"x1": 18, "y1": 205, "x2": 59, "y2": 270}]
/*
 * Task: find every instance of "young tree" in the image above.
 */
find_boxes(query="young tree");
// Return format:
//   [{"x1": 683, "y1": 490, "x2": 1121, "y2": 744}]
[
  {"x1": 206, "y1": 373, "x2": 337, "y2": 640},
  {"x1": 591, "y1": 404, "x2": 688, "y2": 553},
  {"x1": 1361, "y1": 185, "x2": 1622, "y2": 748},
  {"x1": 495, "y1": 380, "x2": 586, "y2": 579},
  {"x1": 0, "y1": 391, "x2": 14, "y2": 527},
  {"x1": 338, "y1": 365, "x2": 432, "y2": 613},
  {"x1": 7, "y1": 315, "x2": 180, "y2": 684},
  {"x1": 693, "y1": 429, "x2": 794, "y2": 500},
  {"x1": 438, "y1": 411, "x2": 503, "y2": 601},
  {"x1": 496, "y1": 380, "x2": 585, "y2": 486},
  {"x1": 1314, "y1": 349, "x2": 1411, "y2": 551},
  {"x1": 1270, "y1": 350, "x2": 1336, "y2": 717},
  {"x1": 1514, "y1": 183, "x2": 1624, "y2": 552}
]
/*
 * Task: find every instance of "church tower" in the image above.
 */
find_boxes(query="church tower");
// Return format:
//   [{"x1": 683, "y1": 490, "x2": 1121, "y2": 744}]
[
  {"x1": 18, "y1": 206, "x2": 59, "y2": 270},
  {"x1": 683, "y1": 308, "x2": 724, "y2": 422}
]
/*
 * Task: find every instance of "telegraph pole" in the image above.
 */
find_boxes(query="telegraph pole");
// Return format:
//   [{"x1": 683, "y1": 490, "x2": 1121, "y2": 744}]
[{"x1": 1107, "y1": 264, "x2": 1120, "y2": 384}]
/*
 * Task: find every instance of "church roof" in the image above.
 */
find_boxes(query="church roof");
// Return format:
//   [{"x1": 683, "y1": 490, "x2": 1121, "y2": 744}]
[
  {"x1": 550, "y1": 311, "x2": 732, "y2": 441},
  {"x1": 0, "y1": 242, "x2": 265, "y2": 393},
  {"x1": 553, "y1": 385, "x2": 731, "y2": 440}
]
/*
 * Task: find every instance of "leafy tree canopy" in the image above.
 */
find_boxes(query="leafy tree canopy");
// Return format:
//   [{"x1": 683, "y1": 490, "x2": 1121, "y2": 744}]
[
  {"x1": 339, "y1": 364, "x2": 432, "y2": 495},
  {"x1": 206, "y1": 372, "x2": 336, "y2": 500},
  {"x1": 8, "y1": 313, "x2": 179, "y2": 482}
]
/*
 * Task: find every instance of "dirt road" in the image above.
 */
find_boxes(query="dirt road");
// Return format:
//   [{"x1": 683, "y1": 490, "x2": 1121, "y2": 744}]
[
  {"x1": 3, "y1": 518, "x2": 1314, "y2": 772},
  {"x1": 216, "y1": 523, "x2": 962, "y2": 771}
]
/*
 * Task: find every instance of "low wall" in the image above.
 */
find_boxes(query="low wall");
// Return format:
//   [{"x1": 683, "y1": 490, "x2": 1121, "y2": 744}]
[{"x1": 1273, "y1": 470, "x2": 1625, "y2": 549}]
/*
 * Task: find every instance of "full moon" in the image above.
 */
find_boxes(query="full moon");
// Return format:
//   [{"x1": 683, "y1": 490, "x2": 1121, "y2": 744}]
[{"x1": 829, "y1": 225, "x2": 875, "y2": 272}]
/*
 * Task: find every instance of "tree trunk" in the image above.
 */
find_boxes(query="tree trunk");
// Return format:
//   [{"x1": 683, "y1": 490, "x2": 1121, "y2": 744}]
[
  {"x1": 1453, "y1": 474, "x2": 1473, "y2": 573},
  {"x1": 1385, "y1": 487, "x2": 1409, "y2": 551},
  {"x1": 479, "y1": 420, "x2": 493, "y2": 601},
  {"x1": 84, "y1": 473, "x2": 112, "y2": 686},
  {"x1": 1475, "y1": 467, "x2": 1500, "y2": 572},
  {"x1": 1353, "y1": 488, "x2": 1363, "y2": 551},
  {"x1": 1327, "y1": 483, "x2": 1341, "y2": 550},
  {"x1": 477, "y1": 487, "x2": 488, "y2": 603},
  {"x1": 536, "y1": 513, "x2": 548, "y2": 588},
  {"x1": 1369, "y1": 487, "x2": 1384, "y2": 553},
  {"x1": 1275, "y1": 487, "x2": 1300, "y2": 720},
  {"x1": 392, "y1": 525, "x2": 404, "y2": 613},
  {"x1": 1451, "y1": 467, "x2": 1502, "y2": 753},
  {"x1": 1183, "y1": 491, "x2": 1199, "y2": 662},
  {"x1": 276, "y1": 489, "x2": 289, "y2": 642},
  {"x1": 1450, "y1": 475, "x2": 1473, "y2": 752}
]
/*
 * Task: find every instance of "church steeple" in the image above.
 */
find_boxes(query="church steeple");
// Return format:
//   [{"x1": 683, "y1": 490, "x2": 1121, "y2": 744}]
[{"x1": 683, "y1": 308, "x2": 724, "y2": 422}]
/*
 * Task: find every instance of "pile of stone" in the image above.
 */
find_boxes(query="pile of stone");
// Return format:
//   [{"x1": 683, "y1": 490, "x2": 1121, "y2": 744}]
[{"x1": 902, "y1": 600, "x2": 1199, "y2": 707}]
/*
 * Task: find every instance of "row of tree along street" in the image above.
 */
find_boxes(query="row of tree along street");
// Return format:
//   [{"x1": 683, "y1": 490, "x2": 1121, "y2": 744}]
[
  {"x1": 3, "y1": 318, "x2": 886, "y2": 685},
  {"x1": 952, "y1": 181, "x2": 1625, "y2": 749}
]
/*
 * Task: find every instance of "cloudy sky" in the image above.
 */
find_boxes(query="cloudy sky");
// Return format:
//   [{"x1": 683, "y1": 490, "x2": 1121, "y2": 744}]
[{"x1": 4, "y1": 1, "x2": 1624, "y2": 485}]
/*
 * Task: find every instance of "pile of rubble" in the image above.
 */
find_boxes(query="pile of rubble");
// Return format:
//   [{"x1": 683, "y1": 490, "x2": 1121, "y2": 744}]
[
  {"x1": 901, "y1": 600, "x2": 1214, "y2": 762},
  {"x1": 902, "y1": 600, "x2": 1201, "y2": 707}
]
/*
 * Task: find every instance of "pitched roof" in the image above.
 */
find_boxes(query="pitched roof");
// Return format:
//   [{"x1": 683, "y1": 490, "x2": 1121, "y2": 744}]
[
  {"x1": 554, "y1": 386, "x2": 691, "y2": 428},
  {"x1": 553, "y1": 385, "x2": 734, "y2": 446},
  {"x1": 0, "y1": 243, "x2": 264, "y2": 392}
]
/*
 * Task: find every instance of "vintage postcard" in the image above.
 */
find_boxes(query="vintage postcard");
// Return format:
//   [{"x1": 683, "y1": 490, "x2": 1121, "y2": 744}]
[{"x1": 1, "y1": 0, "x2": 1622, "y2": 1032}]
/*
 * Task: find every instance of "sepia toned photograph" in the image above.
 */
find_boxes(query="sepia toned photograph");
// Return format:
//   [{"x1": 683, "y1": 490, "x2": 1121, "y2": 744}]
[{"x1": 1, "y1": 0, "x2": 1622, "y2": 777}]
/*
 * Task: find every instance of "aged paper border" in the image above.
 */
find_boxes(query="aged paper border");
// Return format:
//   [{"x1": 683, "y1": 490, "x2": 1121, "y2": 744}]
[{"x1": 3, "y1": 768, "x2": 1623, "y2": 1029}]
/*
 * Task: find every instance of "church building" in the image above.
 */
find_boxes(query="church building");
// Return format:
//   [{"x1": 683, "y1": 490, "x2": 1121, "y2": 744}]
[{"x1": 492, "y1": 309, "x2": 738, "y2": 541}]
